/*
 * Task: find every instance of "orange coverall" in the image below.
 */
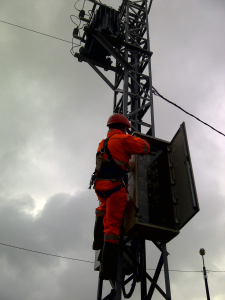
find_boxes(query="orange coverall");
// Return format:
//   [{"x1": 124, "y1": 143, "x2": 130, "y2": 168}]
[{"x1": 95, "y1": 128, "x2": 150, "y2": 243}]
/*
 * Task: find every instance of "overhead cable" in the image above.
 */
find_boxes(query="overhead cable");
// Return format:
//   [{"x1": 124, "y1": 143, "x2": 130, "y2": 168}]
[
  {"x1": 0, "y1": 242, "x2": 94, "y2": 263},
  {"x1": 152, "y1": 86, "x2": 225, "y2": 138},
  {"x1": 146, "y1": 268, "x2": 202, "y2": 273},
  {"x1": 1, "y1": 242, "x2": 225, "y2": 273},
  {"x1": 1, "y1": 19, "x2": 224, "y2": 138},
  {"x1": 0, "y1": 19, "x2": 72, "y2": 44}
]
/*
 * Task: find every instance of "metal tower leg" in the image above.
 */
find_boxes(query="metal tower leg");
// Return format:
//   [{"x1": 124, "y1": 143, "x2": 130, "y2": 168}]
[
  {"x1": 114, "y1": 226, "x2": 124, "y2": 300},
  {"x1": 140, "y1": 238, "x2": 147, "y2": 299},
  {"x1": 162, "y1": 244, "x2": 171, "y2": 300},
  {"x1": 97, "y1": 276, "x2": 103, "y2": 300}
]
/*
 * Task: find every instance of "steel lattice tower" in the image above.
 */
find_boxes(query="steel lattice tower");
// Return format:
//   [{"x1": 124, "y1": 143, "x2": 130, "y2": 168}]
[
  {"x1": 72, "y1": 1, "x2": 172, "y2": 299},
  {"x1": 113, "y1": 0, "x2": 155, "y2": 136}
]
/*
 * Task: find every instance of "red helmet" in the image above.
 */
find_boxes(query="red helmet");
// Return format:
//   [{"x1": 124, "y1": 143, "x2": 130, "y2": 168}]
[{"x1": 107, "y1": 113, "x2": 131, "y2": 128}]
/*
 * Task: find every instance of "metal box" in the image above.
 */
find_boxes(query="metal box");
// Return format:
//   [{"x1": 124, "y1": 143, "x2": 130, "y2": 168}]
[{"x1": 124, "y1": 122, "x2": 199, "y2": 243}]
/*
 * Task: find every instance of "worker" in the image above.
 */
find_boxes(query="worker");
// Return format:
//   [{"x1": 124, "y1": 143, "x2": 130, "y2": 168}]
[{"x1": 91, "y1": 113, "x2": 150, "y2": 280}]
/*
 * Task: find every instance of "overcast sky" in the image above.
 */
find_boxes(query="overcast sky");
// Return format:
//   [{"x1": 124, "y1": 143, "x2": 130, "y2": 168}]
[{"x1": 0, "y1": 0, "x2": 225, "y2": 299}]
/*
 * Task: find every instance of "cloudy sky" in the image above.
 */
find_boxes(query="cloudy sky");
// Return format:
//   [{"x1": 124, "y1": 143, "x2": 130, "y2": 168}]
[{"x1": 0, "y1": 0, "x2": 225, "y2": 299}]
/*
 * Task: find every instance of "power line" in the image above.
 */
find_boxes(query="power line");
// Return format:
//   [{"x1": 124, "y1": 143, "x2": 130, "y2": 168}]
[
  {"x1": 1, "y1": 242, "x2": 225, "y2": 273},
  {"x1": 0, "y1": 242, "x2": 94, "y2": 264},
  {"x1": 152, "y1": 86, "x2": 225, "y2": 138},
  {"x1": 207, "y1": 270, "x2": 225, "y2": 273},
  {"x1": 147, "y1": 268, "x2": 202, "y2": 273},
  {"x1": 0, "y1": 19, "x2": 224, "y2": 138},
  {"x1": 0, "y1": 19, "x2": 72, "y2": 44}
]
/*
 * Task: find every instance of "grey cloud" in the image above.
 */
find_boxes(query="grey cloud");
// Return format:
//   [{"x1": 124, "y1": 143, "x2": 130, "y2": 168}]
[
  {"x1": 0, "y1": 0, "x2": 225, "y2": 299},
  {"x1": 0, "y1": 191, "x2": 97, "y2": 300}
]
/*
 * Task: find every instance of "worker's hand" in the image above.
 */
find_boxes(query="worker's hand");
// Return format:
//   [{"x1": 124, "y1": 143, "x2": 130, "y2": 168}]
[{"x1": 129, "y1": 161, "x2": 135, "y2": 172}]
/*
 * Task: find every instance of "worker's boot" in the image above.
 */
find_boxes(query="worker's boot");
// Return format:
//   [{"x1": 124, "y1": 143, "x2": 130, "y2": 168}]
[
  {"x1": 92, "y1": 216, "x2": 104, "y2": 250},
  {"x1": 99, "y1": 241, "x2": 118, "y2": 280}
]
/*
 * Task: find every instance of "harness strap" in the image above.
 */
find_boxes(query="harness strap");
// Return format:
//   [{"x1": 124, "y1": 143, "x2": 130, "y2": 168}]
[
  {"x1": 89, "y1": 135, "x2": 129, "y2": 190},
  {"x1": 95, "y1": 209, "x2": 106, "y2": 217},
  {"x1": 95, "y1": 184, "x2": 124, "y2": 198},
  {"x1": 104, "y1": 234, "x2": 120, "y2": 241},
  {"x1": 97, "y1": 157, "x2": 129, "y2": 169},
  {"x1": 104, "y1": 143, "x2": 123, "y2": 174}
]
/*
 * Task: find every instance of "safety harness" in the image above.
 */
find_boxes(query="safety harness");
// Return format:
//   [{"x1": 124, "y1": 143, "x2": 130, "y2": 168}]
[
  {"x1": 89, "y1": 136, "x2": 141, "y2": 218},
  {"x1": 89, "y1": 136, "x2": 129, "y2": 198}
]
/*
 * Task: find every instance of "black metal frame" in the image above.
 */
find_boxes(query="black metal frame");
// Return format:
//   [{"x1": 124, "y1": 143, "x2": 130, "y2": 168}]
[
  {"x1": 72, "y1": 0, "x2": 172, "y2": 299},
  {"x1": 73, "y1": 0, "x2": 155, "y2": 135},
  {"x1": 113, "y1": 0, "x2": 155, "y2": 136},
  {"x1": 96, "y1": 234, "x2": 172, "y2": 300}
]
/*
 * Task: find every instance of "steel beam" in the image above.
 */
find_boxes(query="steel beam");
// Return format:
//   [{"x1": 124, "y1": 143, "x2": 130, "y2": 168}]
[
  {"x1": 162, "y1": 244, "x2": 172, "y2": 300},
  {"x1": 147, "y1": 255, "x2": 163, "y2": 300}
]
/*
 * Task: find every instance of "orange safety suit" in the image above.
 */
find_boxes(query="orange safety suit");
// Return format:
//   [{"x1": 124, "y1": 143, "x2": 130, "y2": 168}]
[{"x1": 95, "y1": 128, "x2": 150, "y2": 243}]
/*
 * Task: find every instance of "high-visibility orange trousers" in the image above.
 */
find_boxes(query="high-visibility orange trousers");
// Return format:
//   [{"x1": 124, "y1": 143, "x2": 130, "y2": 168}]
[{"x1": 95, "y1": 187, "x2": 127, "y2": 244}]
